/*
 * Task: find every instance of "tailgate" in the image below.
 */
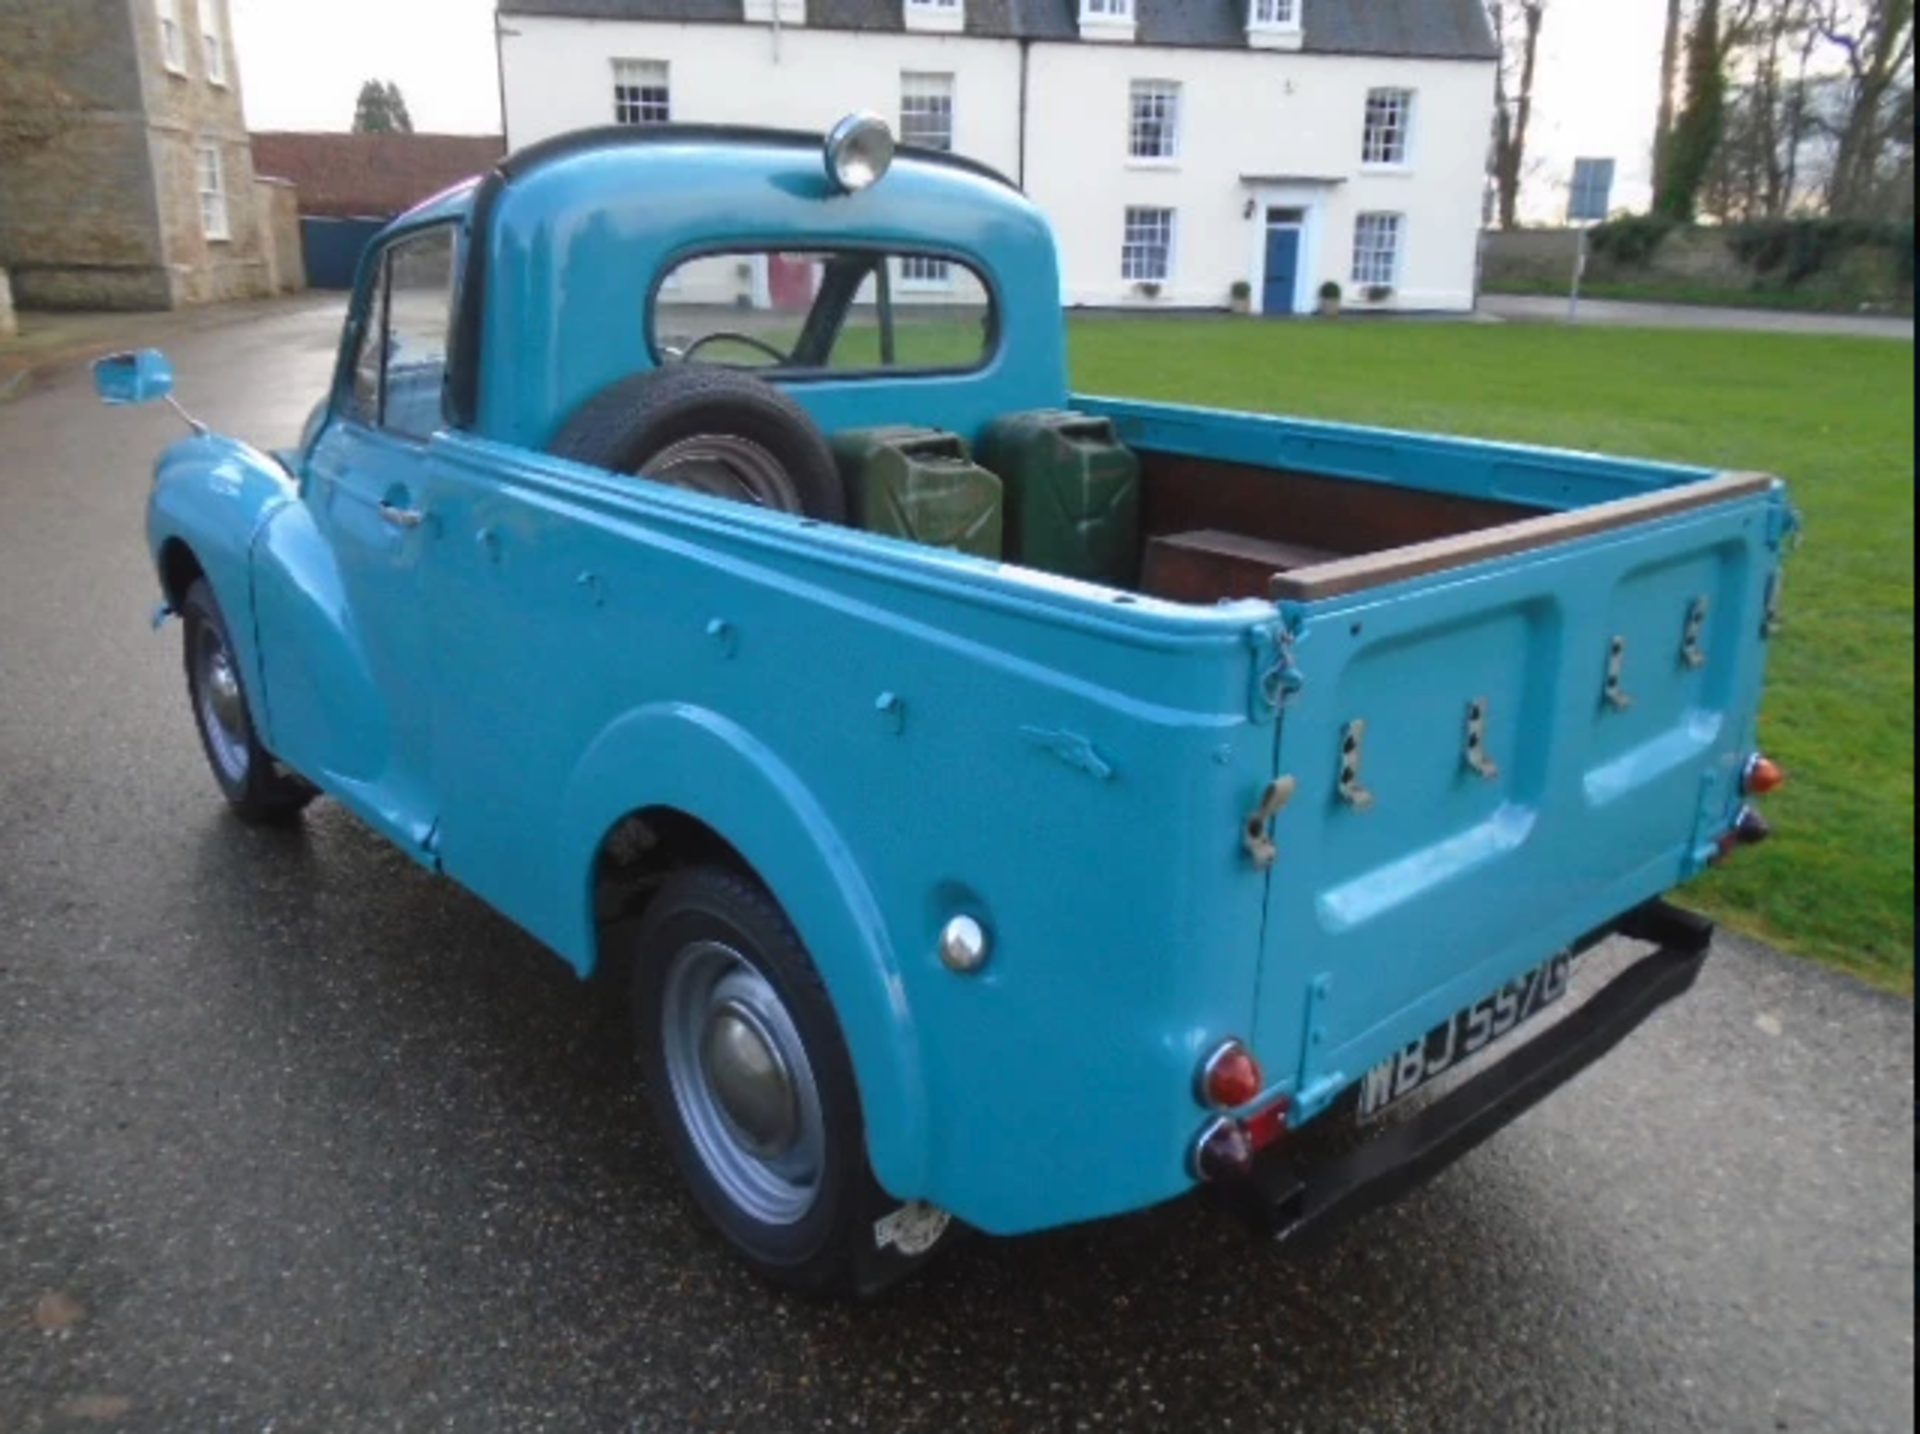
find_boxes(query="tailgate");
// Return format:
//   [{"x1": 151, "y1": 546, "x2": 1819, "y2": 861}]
[{"x1": 1259, "y1": 475, "x2": 1792, "y2": 1121}]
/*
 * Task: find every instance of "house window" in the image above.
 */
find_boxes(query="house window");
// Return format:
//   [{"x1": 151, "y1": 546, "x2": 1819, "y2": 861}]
[
  {"x1": 1351, "y1": 213, "x2": 1403, "y2": 290},
  {"x1": 196, "y1": 143, "x2": 229, "y2": 241},
  {"x1": 904, "y1": 0, "x2": 965, "y2": 30},
  {"x1": 900, "y1": 72, "x2": 954, "y2": 151},
  {"x1": 1250, "y1": 0, "x2": 1297, "y2": 24},
  {"x1": 1129, "y1": 81, "x2": 1180, "y2": 161},
  {"x1": 1363, "y1": 89, "x2": 1414, "y2": 166},
  {"x1": 156, "y1": 0, "x2": 186, "y2": 73},
  {"x1": 1122, "y1": 207, "x2": 1174, "y2": 283},
  {"x1": 1084, "y1": 0, "x2": 1133, "y2": 14},
  {"x1": 612, "y1": 60, "x2": 671, "y2": 126},
  {"x1": 197, "y1": 0, "x2": 227, "y2": 84},
  {"x1": 899, "y1": 74, "x2": 956, "y2": 286}
]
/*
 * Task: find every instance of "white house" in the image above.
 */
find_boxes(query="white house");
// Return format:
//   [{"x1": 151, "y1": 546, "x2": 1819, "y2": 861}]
[{"x1": 495, "y1": 0, "x2": 1498, "y2": 314}]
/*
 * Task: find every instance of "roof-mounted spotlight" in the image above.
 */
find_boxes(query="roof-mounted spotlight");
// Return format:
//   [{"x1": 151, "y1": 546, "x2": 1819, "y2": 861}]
[{"x1": 824, "y1": 112, "x2": 895, "y2": 194}]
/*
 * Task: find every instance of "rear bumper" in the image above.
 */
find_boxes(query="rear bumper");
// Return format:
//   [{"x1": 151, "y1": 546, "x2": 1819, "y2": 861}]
[{"x1": 1224, "y1": 900, "x2": 1714, "y2": 1248}]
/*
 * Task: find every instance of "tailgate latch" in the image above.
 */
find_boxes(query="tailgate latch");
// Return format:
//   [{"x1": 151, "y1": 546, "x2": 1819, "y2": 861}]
[
  {"x1": 1603, "y1": 636, "x2": 1637, "y2": 712},
  {"x1": 1680, "y1": 596, "x2": 1711, "y2": 671},
  {"x1": 1463, "y1": 697, "x2": 1501, "y2": 780},
  {"x1": 1338, "y1": 721, "x2": 1377, "y2": 811},
  {"x1": 1244, "y1": 775, "x2": 1298, "y2": 869}
]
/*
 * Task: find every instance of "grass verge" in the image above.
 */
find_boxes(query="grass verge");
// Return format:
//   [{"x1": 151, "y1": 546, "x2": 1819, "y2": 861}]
[{"x1": 1070, "y1": 318, "x2": 1915, "y2": 994}]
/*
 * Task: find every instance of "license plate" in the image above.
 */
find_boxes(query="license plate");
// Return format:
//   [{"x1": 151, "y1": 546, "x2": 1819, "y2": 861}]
[{"x1": 1356, "y1": 951, "x2": 1575, "y2": 1122}]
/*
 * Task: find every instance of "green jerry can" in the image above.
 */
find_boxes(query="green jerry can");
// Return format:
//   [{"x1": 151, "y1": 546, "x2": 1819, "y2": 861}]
[
  {"x1": 976, "y1": 410, "x2": 1141, "y2": 589},
  {"x1": 831, "y1": 426, "x2": 1005, "y2": 561}
]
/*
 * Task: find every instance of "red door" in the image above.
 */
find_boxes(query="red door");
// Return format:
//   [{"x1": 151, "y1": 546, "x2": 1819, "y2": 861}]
[{"x1": 768, "y1": 254, "x2": 819, "y2": 311}]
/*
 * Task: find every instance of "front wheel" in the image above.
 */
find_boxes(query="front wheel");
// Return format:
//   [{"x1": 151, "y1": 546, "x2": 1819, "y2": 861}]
[
  {"x1": 630, "y1": 867, "x2": 955, "y2": 1296},
  {"x1": 180, "y1": 578, "x2": 315, "y2": 824}
]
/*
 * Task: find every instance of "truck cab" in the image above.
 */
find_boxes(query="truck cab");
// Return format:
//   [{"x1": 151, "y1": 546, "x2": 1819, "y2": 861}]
[{"x1": 108, "y1": 118, "x2": 1795, "y2": 1296}]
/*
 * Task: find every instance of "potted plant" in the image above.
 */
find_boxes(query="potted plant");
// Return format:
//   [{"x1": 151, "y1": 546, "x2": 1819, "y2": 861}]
[
  {"x1": 1229, "y1": 279, "x2": 1252, "y2": 314},
  {"x1": 1317, "y1": 280, "x2": 1342, "y2": 317},
  {"x1": 1134, "y1": 280, "x2": 1163, "y2": 301},
  {"x1": 1364, "y1": 283, "x2": 1394, "y2": 305}
]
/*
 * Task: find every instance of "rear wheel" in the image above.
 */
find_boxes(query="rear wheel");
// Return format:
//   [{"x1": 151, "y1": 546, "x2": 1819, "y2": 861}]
[
  {"x1": 629, "y1": 866, "x2": 954, "y2": 1296},
  {"x1": 180, "y1": 579, "x2": 314, "y2": 824}
]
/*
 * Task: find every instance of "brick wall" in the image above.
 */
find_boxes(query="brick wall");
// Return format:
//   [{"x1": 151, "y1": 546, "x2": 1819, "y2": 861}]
[{"x1": 0, "y1": 0, "x2": 270, "y2": 311}]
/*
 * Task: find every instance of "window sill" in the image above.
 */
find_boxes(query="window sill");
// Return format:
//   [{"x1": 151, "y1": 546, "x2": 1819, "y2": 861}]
[
  {"x1": 1360, "y1": 163, "x2": 1414, "y2": 177},
  {"x1": 163, "y1": 62, "x2": 189, "y2": 78},
  {"x1": 208, "y1": 75, "x2": 229, "y2": 89},
  {"x1": 1126, "y1": 158, "x2": 1180, "y2": 171},
  {"x1": 1246, "y1": 24, "x2": 1304, "y2": 51}
]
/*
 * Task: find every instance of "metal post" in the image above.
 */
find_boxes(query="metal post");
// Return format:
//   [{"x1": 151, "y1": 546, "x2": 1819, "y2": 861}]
[{"x1": 1569, "y1": 227, "x2": 1588, "y2": 325}]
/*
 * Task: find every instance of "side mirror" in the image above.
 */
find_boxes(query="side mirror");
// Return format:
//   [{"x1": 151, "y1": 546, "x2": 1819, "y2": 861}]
[{"x1": 93, "y1": 349, "x2": 175, "y2": 406}]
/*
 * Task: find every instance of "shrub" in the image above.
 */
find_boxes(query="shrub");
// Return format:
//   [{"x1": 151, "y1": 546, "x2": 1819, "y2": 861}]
[
  {"x1": 1590, "y1": 214, "x2": 1678, "y2": 268},
  {"x1": 1319, "y1": 280, "x2": 1343, "y2": 301},
  {"x1": 1726, "y1": 218, "x2": 1915, "y2": 295}
]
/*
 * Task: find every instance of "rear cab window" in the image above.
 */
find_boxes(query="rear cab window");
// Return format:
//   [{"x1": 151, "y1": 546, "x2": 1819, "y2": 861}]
[{"x1": 650, "y1": 249, "x2": 996, "y2": 377}]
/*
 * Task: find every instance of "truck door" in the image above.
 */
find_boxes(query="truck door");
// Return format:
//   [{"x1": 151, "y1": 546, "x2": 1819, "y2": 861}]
[{"x1": 276, "y1": 223, "x2": 455, "y2": 854}]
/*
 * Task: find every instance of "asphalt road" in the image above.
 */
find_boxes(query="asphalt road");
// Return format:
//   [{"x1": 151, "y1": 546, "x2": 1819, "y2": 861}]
[
  {"x1": 1, "y1": 301, "x2": 1913, "y2": 1433},
  {"x1": 1476, "y1": 294, "x2": 1916, "y2": 341}
]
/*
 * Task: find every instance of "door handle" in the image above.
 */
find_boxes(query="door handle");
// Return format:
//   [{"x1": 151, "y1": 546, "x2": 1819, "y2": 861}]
[{"x1": 378, "y1": 501, "x2": 426, "y2": 530}]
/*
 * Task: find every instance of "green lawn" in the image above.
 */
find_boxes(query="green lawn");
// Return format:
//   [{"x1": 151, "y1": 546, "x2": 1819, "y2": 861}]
[{"x1": 1069, "y1": 318, "x2": 1916, "y2": 994}]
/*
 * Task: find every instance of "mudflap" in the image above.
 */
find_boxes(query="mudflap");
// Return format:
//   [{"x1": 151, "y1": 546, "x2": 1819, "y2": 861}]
[{"x1": 850, "y1": 1180, "x2": 970, "y2": 1298}]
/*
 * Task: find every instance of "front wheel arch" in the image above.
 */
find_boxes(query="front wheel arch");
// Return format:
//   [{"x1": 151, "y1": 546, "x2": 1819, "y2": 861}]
[{"x1": 158, "y1": 537, "x2": 206, "y2": 612}]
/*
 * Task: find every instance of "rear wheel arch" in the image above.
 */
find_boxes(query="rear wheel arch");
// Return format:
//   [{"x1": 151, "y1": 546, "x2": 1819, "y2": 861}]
[{"x1": 556, "y1": 705, "x2": 930, "y2": 1198}]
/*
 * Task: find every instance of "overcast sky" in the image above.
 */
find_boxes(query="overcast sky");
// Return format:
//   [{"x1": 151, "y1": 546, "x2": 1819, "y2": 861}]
[{"x1": 228, "y1": 0, "x2": 1671, "y2": 216}]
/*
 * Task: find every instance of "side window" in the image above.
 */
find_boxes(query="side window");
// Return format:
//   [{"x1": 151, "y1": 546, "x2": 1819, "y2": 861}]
[{"x1": 347, "y1": 226, "x2": 457, "y2": 440}]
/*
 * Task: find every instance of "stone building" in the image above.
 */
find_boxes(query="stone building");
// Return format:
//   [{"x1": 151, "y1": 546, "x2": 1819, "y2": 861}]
[{"x1": 0, "y1": 0, "x2": 284, "y2": 309}]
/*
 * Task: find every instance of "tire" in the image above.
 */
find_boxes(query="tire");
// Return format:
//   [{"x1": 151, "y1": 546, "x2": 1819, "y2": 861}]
[
  {"x1": 180, "y1": 578, "x2": 315, "y2": 825},
  {"x1": 629, "y1": 866, "x2": 953, "y2": 1296},
  {"x1": 547, "y1": 367, "x2": 846, "y2": 523}
]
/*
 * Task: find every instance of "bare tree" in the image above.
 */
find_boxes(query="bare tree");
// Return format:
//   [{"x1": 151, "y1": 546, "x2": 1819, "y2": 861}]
[
  {"x1": 1814, "y1": 0, "x2": 1916, "y2": 215},
  {"x1": 1489, "y1": 0, "x2": 1547, "y2": 229},
  {"x1": 1655, "y1": 0, "x2": 1687, "y2": 199},
  {"x1": 1705, "y1": 0, "x2": 1827, "y2": 217}
]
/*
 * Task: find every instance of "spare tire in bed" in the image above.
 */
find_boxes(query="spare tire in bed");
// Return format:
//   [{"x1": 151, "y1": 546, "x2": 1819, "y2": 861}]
[{"x1": 546, "y1": 367, "x2": 846, "y2": 523}]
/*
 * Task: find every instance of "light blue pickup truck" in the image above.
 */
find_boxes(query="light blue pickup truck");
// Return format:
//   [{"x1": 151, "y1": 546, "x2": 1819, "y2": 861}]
[{"x1": 99, "y1": 118, "x2": 1794, "y2": 1296}]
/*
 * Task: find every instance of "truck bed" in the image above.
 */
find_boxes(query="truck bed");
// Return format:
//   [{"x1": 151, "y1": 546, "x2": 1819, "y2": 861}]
[
  {"x1": 1132, "y1": 451, "x2": 1775, "y2": 602},
  {"x1": 1068, "y1": 397, "x2": 1777, "y2": 606}
]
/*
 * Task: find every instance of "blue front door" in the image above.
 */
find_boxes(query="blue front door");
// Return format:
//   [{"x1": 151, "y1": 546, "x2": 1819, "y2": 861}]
[{"x1": 1263, "y1": 227, "x2": 1302, "y2": 316}]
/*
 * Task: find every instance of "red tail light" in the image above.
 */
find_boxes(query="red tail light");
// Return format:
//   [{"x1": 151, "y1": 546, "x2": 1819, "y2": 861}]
[
  {"x1": 1743, "y1": 754, "x2": 1788, "y2": 797},
  {"x1": 1245, "y1": 1097, "x2": 1292, "y2": 1152},
  {"x1": 1198, "y1": 1041, "x2": 1265, "y2": 1109}
]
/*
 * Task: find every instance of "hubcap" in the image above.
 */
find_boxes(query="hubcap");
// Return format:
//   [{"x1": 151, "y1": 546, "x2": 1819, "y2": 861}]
[
  {"x1": 642, "y1": 434, "x2": 804, "y2": 514},
  {"x1": 193, "y1": 624, "x2": 251, "y2": 784},
  {"x1": 700, "y1": 1001, "x2": 799, "y2": 1157},
  {"x1": 661, "y1": 941, "x2": 824, "y2": 1226}
]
